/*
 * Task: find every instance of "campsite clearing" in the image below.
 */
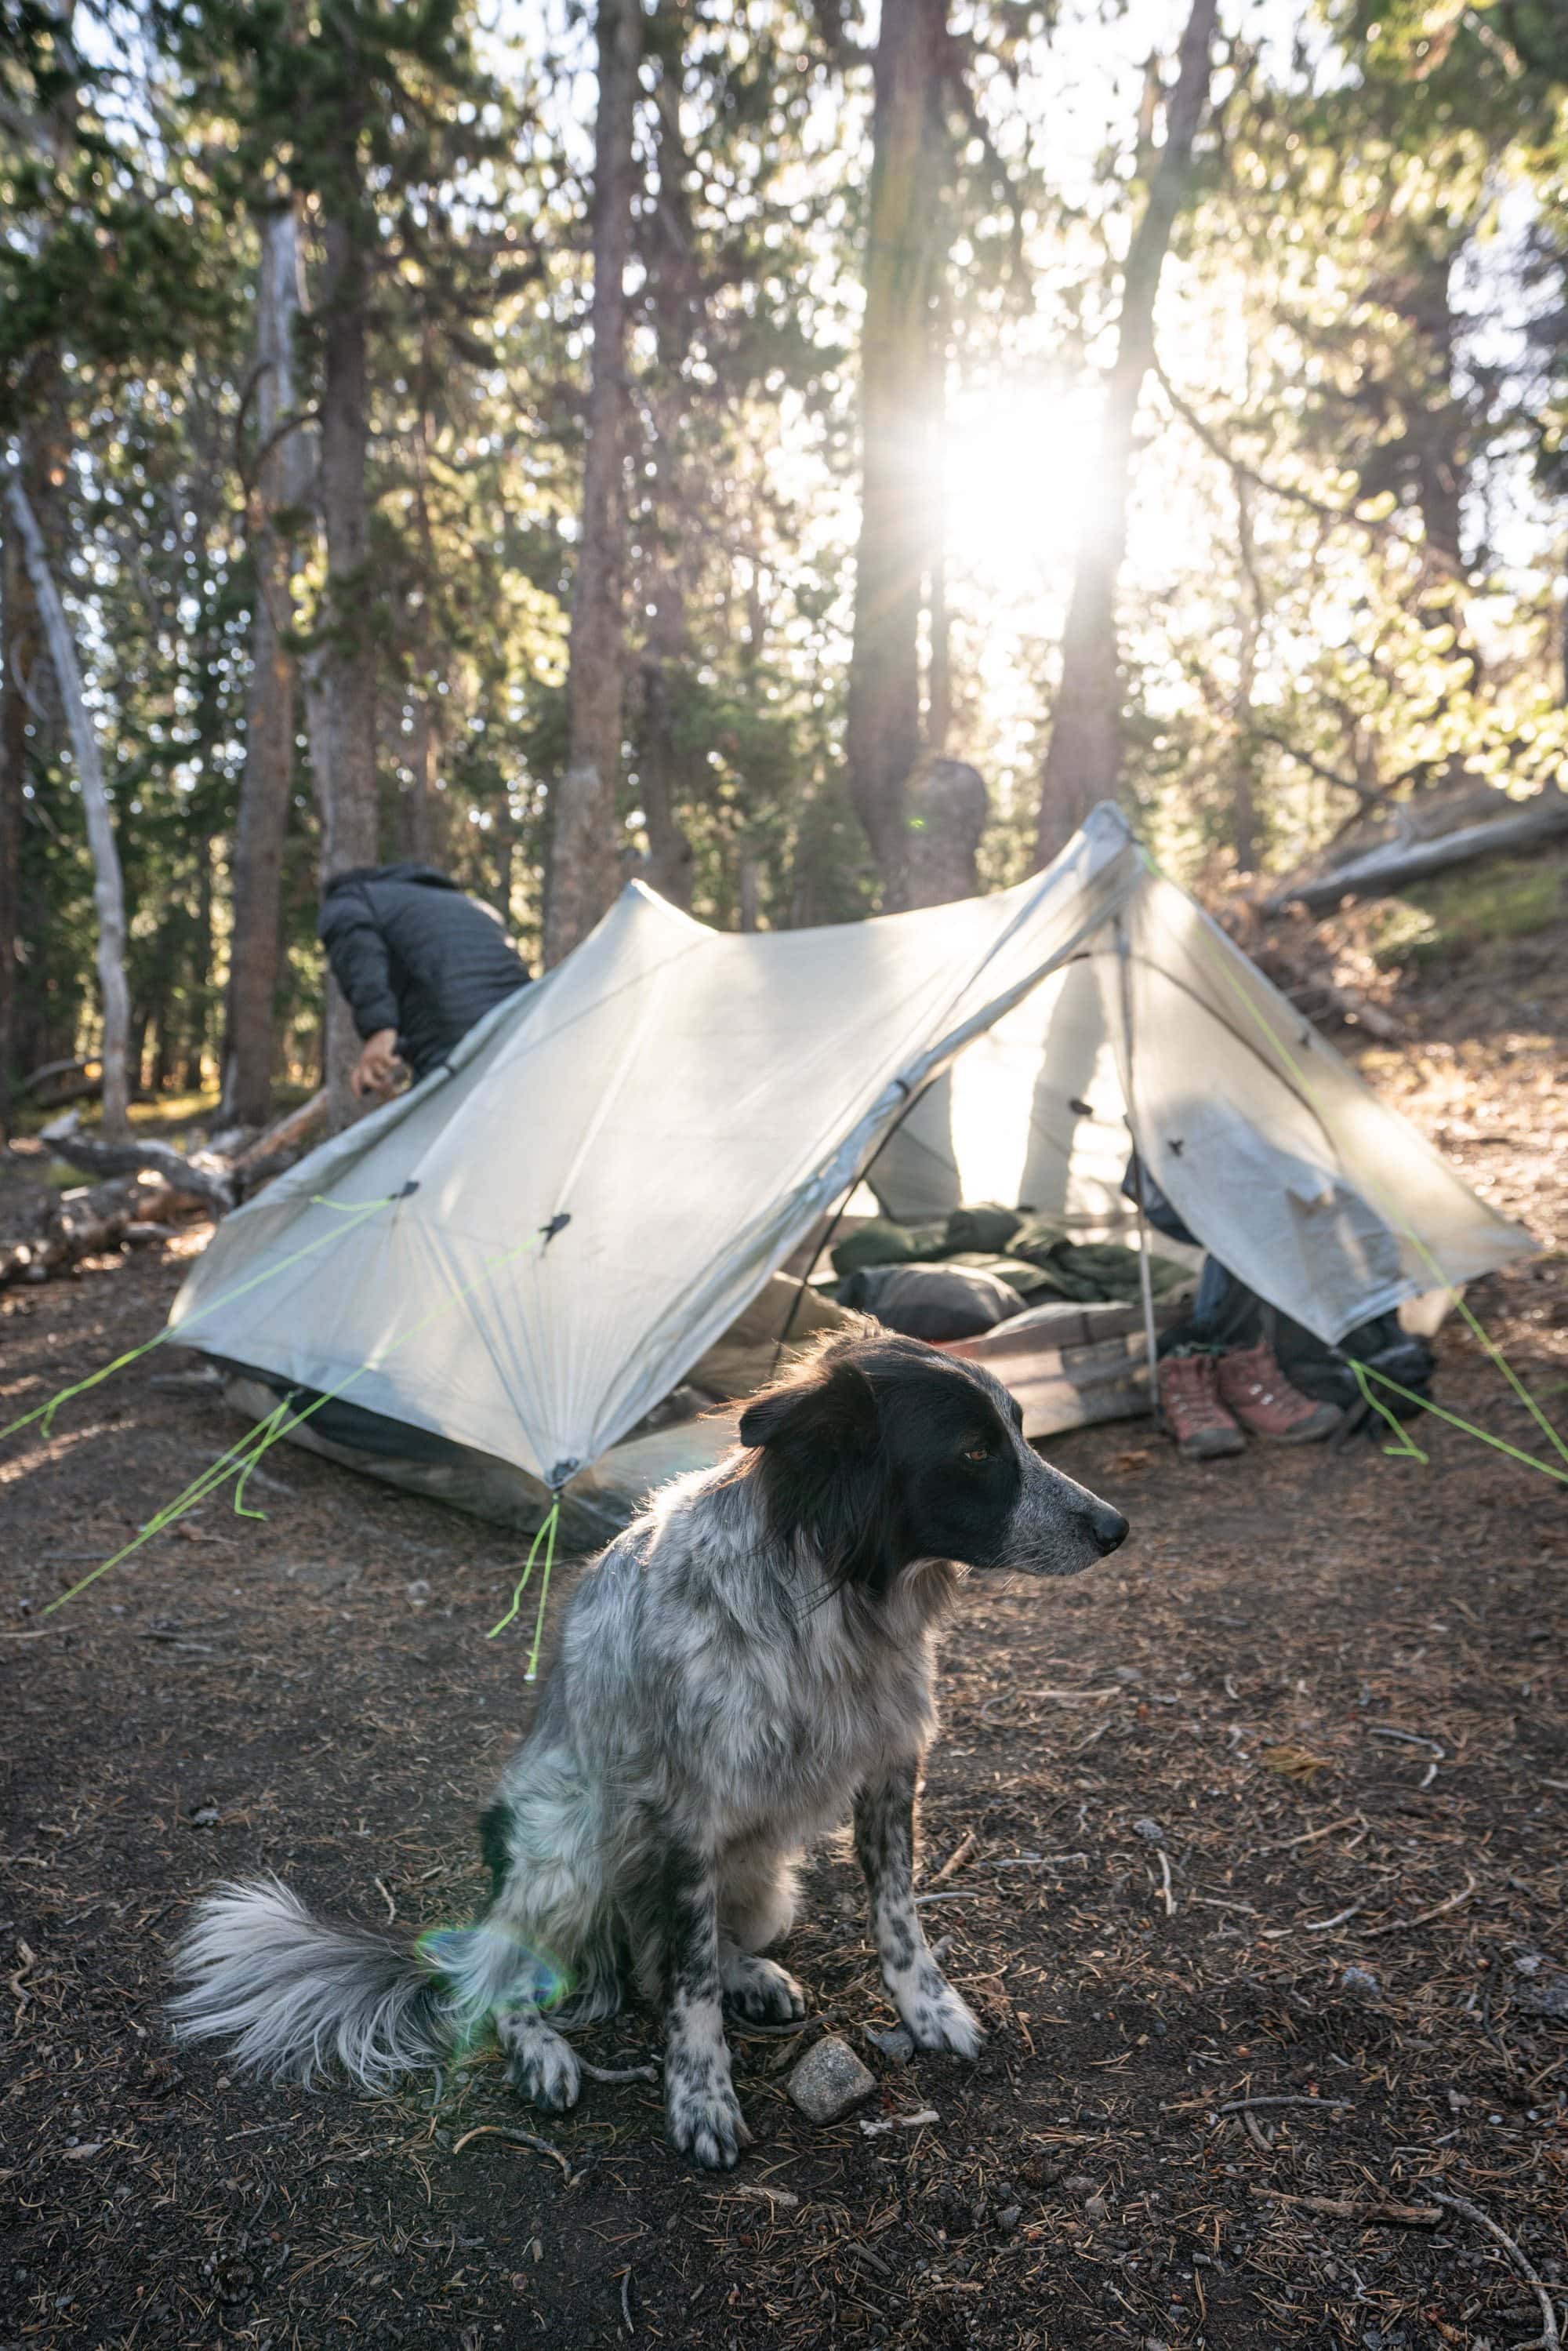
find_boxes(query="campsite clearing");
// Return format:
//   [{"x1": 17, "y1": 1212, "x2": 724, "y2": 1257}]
[{"x1": 2, "y1": 958, "x2": 1566, "y2": 2351}]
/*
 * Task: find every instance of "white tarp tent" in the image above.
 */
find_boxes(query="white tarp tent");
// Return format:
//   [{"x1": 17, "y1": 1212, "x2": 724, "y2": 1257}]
[{"x1": 168, "y1": 803, "x2": 1535, "y2": 1495}]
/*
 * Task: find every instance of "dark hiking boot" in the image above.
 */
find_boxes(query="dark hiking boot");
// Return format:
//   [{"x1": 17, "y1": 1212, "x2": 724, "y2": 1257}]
[
  {"x1": 1217, "y1": 1338, "x2": 1343, "y2": 1444},
  {"x1": 1158, "y1": 1352, "x2": 1247, "y2": 1462}
]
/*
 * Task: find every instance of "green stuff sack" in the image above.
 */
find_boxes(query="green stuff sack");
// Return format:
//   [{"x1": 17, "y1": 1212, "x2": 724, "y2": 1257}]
[
  {"x1": 944, "y1": 1202, "x2": 1024, "y2": 1255},
  {"x1": 831, "y1": 1218, "x2": 949, "y2": 1278},
  {"x1": 945, "y1": 1252, "x2": 1065, "y2": 1302},
  {"x1": 1010, "y1": 1214, "x2": 1072, "y2": 1266}
]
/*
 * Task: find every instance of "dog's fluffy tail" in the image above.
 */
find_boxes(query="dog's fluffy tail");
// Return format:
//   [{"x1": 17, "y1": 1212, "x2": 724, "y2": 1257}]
[{"x1": 168, "y1": 1877, "x2": 489, "y2": 2092}]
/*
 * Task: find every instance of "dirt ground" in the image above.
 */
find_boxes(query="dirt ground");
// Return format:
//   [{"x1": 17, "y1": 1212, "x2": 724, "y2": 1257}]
[{"x1": 2, "y1": 933, "x2": 1566, "y2": 2351}]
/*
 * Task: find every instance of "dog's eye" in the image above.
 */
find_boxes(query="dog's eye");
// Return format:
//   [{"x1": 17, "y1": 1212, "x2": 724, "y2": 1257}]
[{"x1": 960, "y1": 1441, "x2": 993, "y2": 1464}]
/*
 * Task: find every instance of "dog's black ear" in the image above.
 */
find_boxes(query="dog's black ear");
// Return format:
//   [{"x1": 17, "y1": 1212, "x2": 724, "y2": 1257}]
[
  {"x1": 739, "y1": 1354, "x2": 877, "y2": 1455},
  {"x1": 739, "y1": 1357, "x2": 896, "y2": 1595}
]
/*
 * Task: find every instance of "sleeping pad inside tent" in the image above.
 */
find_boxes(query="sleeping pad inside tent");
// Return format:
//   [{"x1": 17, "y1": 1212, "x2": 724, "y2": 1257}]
[{"x1": 167, "y1": 803, "x2": 1537, "y2": 1543}]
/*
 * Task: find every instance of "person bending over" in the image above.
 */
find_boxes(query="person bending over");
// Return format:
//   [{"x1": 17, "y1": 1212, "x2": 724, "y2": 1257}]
[{"x1": 320, "y1": 861, "x2": 531, "y2": 1101}]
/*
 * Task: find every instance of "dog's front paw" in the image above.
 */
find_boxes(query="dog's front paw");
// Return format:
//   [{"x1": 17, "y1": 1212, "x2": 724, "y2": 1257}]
[
  {"x1": 666, "y1": 2074, "x2": 752, "y2": 2170},
  {"x1": 721, "y1": 1952, "x2": 807, "y2": 2026},
  {"x1": 500, "y1": 2018, "x2": 581, "y2": 2113},
  {"x1": 901, "y1": 1981, "x2": 984, "y2": 2059}
]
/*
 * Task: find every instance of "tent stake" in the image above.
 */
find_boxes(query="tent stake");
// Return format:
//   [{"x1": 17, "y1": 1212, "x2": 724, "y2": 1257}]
[{"x1": 1115, "y1": 913, "x2": 1163, "y2": 1431}]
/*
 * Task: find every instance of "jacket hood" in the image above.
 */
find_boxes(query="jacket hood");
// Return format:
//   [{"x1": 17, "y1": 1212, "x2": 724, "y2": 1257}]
[{"x1": 321, "y1": 862, "x2": 459, "y2": 897}]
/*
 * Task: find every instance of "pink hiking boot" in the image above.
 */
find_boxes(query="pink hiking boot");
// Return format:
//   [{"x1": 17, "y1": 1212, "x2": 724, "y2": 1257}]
[
  {"x1": 1217, "y1": 1337, "x2": 1343, "y2": 1444},
  {"x1": 1157, "y1": 1352, "x2": 1247, "y2": 1462}
]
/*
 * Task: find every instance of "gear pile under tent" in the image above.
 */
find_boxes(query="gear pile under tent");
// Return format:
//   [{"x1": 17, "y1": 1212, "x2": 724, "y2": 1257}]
[{"x1": 168, "y1": 804, "x2": 1536, "y2": 1543}]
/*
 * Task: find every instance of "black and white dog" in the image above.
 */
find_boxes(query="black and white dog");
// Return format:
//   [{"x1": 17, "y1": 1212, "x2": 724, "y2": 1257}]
[{"x1": 169, "y1": 1332, "x2": 1127, "y2": 2167}]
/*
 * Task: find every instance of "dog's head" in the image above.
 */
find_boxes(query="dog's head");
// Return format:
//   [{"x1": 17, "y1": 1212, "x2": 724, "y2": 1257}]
[{"x1": 737, "y1": 1332, "x2": 1127, "y2": 1598}]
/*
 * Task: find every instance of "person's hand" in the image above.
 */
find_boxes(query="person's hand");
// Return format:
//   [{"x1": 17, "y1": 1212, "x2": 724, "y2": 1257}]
[{"x1": 351, "y1": 1029, "x2": 405, "y2": 1099}]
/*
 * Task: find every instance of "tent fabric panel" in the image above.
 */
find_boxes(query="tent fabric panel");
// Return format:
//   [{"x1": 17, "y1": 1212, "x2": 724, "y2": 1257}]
[{"x1": 1102, "y1": 874, "x2": 1537, "y2": 1342}]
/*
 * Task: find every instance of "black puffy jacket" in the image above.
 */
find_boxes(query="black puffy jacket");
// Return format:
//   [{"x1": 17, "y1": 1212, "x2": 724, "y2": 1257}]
[{"x1": 318, "y1": 863, "x2": 531, "y2": 1080}]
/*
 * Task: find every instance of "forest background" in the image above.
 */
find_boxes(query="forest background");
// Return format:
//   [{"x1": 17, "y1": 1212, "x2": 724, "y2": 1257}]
[{"x1": 3, "y1": 0, "x2": 1567, "y2": 1140}]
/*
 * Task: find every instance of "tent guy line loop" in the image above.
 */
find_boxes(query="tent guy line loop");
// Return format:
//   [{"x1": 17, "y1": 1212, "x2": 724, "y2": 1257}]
[
  {"x1": 0, "y1": 1183, "x2": 415, "y2": 1448},
  {"x1": 33, "y1": 1223, "x2": 557, "y2": 1623},
  {"x1": 1133, "y1": 837, "x2": 1567, "y2": 1480}
]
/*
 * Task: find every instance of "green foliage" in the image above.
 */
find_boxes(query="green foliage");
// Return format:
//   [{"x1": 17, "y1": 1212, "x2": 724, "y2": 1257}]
[
  {"x1": 1370, "y1": 849, "x2": 1568, "y2": 969},
  {"x1": 5, "y1": 0, "x2": 1568, "y2": 1117}
]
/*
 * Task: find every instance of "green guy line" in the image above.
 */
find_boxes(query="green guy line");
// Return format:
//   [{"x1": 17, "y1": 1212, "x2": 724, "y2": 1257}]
[
  {"x1": 1136, "y1": 841, "x2": 1568, "y2": 1481},
  {"x1": 2, "y1": 1186, "x2": 408, "y2": 1447},
  {"x1": 40, "y1": 1224, "x2": 550, "y2": 1621}
]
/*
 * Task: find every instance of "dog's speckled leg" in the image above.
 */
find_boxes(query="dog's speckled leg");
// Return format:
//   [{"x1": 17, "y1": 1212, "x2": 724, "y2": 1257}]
[
  {"x1": 719, "y1": 1941, "x2": 806, "y2": 2024},
  {"x1": 662, "y1": 1843, "x2": 750, "y2": 2168},
  {"x1": 854, "y1": 1761, "x2": 983, "y2": 2058},
  {"x1": 496, "y1": 2001, "x2": 581, "y2": 2112}
]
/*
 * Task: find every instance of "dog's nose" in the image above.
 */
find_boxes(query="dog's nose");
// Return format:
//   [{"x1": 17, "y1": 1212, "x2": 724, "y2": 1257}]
[{"x1": 1080, "y1": 1502, "x2": 1129, "y2": 1557}]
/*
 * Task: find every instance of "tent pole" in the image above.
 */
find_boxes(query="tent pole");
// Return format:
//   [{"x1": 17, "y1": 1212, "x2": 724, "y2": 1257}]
[
  {"x1": 771, "y1": 1081, "x2": 924, "y2": 1375},
  {"x1": 1115, "y1": 912, "x2": 1163, "y2": 1430}
]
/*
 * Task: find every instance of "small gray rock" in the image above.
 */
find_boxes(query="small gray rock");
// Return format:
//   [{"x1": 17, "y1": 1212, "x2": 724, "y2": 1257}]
[
  {"x1": 1515, "y1": 1971, "x2": 1568, "y2": 2020},
  {"x1": 1063, "y1": 2172, "x2": 1098, "y2": 2201},
  {"x1": 865, "y1": 2025, "x2": 915, "y2": 2063},
  {"x1": 1341, "y1": 1964, "x2": 1381, "y2": 1997},
  {"x1": 787, "y1": 2036, "x2": 876, "y2": 2124},
  {"x1": 995, "y1": 2204, "x2": 1022, "y2": 2233},
  {"x1": 1132, "y1": 1818, "x2": 1164, "y2": 1844}
]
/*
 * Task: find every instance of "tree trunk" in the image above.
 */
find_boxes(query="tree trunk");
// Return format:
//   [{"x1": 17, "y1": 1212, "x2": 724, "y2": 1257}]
[
  {"x1": 2, "y1": 469, "x2": 131, "y2": 1136},
  {"x1": 633, "y1": 66, "x2": 700, "y2": 912},
  {"x1": 903, "y1": 755, "x2": 989, "y2": 906},
  {"x1": 844, "y1": 0, "x2": 950, "y2": 911},
  {"x1": 1034, "y1": 0, "x2": 1218, "y2": 867},
  {"x1": 223, "y1": 200, "x2": 310, "y2": 1128},
  {"x1": 543, "y1": 0, "x2": 643, "y2": 965},
  {"x1": 0, "y1": 430, "x2": 50, "y2": 1143},
  {"x1": 310, "y1": 178, "x2": 379, "y2": 1128},
  {"x1": 183, "y1": 837, "x2": 214, "y2": 1092},
  {"x1": 1229, "y1": 470, "x2": 1261, "y2": 874}
]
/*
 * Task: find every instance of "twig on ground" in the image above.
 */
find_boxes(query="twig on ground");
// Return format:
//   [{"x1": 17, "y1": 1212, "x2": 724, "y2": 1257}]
[
  {"x1": 978, "y1": 1687, "x2": 1119, "y2": 1725},
  {"x1": 1304, "y1": 1900, "x2": 1368, "y2": 1932},
  {"x1": 576, "y1": 2056, "x2": 660, "y2": 2084},
  {"x1": 620, "y1": 2266, "x2": 635, "y2": 2335},
  {"x1": 1157, "y1": 1849, "x2": 1175, "y2": 1918},
  {"x1": 927, "y1": 1829, "x2": 978, "y2": 1888},
  {"x1": 1254, "y1": 1814, "x2": 1364, "y2": 1853},
  {"x1": 1251, "y1": 2186, "x2": 1439, "y2": 2227},
  {"x1": 1218, "y1": 2095, "x2": 1352, "y2": 2117},
  {"x1": 860, "y1": 2107, "x2": 940, "y2": 2136},
  {"x1": 374, "y1": 1877, "x2": 397, "y2": 1925},
  {"x1": 1243, "y1": 2110, "x2": 1274, "y2": 2154},
  {"x1": 1367, "y1": 1726, "x2": 1446, "y2": 1757},
  {"x1": 449, "y1": 2124, "x2": 571, "y2": 2176},
  {"x1": 1362, "y1": 1873, "x2": 1478, "y2": 1939},
  {"x1": 982, "y1": 1851, "x2": 1089, "y2": 1870},
  {"x1": 1428, "y1": 2191, "x2": 1562, "y2": 2349}
]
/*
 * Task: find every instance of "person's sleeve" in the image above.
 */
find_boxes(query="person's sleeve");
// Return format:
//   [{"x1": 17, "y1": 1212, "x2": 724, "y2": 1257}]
[{"x1": 318, "y1": 893, "x2": 400, "y2": 1041}]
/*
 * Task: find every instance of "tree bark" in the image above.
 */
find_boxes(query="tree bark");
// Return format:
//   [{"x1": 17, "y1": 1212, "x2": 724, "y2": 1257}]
[
  {"x1": 223, "y1": 200, "x2": 310, "y2": 1128},
  {"x1": 845, "y1": 0, "x2": 950, "y2": 910},
  {"x1": 310, "y1": 168, "x2": 380, "y2": 1129},
  {"x1": 1229, "y1": 469, "x2": 1261, "y2": 874},
  {"x1": 543, "y1": 0, "x2": 643, "y2": 965},
  {"x1": 2, "y1": 469, "x2": 132, "y2": 1136},
  {"x1": 903, "y1": 754, "x2": 989, "y2": 906},
  {"x1": 633, "y1": 65, "x2": 699, "y2": 911},
  {"x1": 0, "y1": 428, "x2": 51, "y2": 1143},
  {"x1": 1034, "y1": 0, "x2": 1218, "y2": 866}
]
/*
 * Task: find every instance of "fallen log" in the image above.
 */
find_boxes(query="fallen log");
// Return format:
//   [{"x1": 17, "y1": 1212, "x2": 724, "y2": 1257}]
[
  {"x1": 38, "y1": 1110, "x2": 234, "y2": 1215},
  {"x1": 0, "y1": 1168, "x2": 206, "y2": 1288},
  {"x1": 1266, "y1": 790, "x2": 1568, "y2": 914},
  {"x1": 231, "y1": 1087, "x2": 328, "y2": 1173}
]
